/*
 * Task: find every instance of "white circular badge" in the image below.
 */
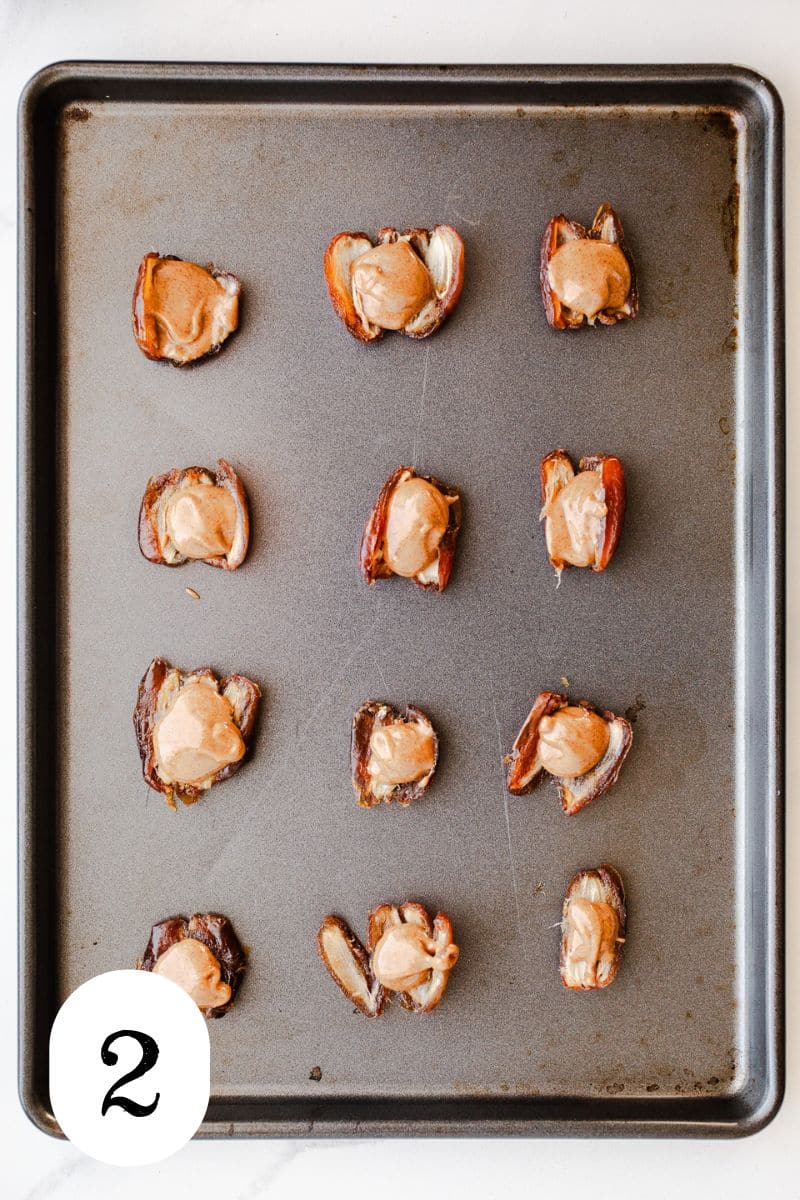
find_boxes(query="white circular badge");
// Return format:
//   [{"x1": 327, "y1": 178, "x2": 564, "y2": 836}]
[{"x1": 50, "y1": 969, "x2": 210, "y2": 1165}]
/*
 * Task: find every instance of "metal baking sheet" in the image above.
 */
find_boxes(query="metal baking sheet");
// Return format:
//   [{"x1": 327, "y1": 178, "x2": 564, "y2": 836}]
[{"x1": 18, "y1": 64, "x2": 783, "y2": 1137}]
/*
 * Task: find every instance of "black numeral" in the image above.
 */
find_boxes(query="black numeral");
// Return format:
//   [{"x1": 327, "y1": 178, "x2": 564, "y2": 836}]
[{"x1": 100, "y1": 1029, "x2": 160, "y2": 1117}]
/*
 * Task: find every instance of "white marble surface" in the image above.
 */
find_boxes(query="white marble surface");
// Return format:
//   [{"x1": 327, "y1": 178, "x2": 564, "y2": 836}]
[{"x1": 3, "y1": 1, "x2": 797, "y2": 1195}]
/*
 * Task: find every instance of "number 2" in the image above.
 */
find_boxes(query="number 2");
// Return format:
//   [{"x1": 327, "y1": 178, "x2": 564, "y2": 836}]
[{"x1": 100, "y1": 1029, "x2": 160, "y2": 1117}]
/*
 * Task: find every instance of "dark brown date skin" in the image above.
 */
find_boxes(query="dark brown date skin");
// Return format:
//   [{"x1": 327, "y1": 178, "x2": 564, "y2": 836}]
[
  {"x1": 360, "y1": 466, "x2": 462, "y2": 592},
  {"x1": 351, "y1": 700, "x2": 438, "y2": 807},
  {"x1": 138, "y1": 912, "x2": 247, "y2": 1018},
  {"x1": 133, "y1": 657, "x2": 261, "y2": 807},
  {"x1": 540, "y1": 203, "x2": 638, "y2": 330},
  {"x1": 540, "y1": 450, "x2": 626, "y2": 573},
  {"x1": 138, "y1": 458, "x2": 250, "y2": 570}
]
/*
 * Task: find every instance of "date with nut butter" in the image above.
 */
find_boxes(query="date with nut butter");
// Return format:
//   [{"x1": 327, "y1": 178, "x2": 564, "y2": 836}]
[
  {"x1": 506, "y1": 691, "x2": 632, "y2": 815},
  {"x1": 133, "y1": 657, "x2": 261, "y2": 809},
  {"x1": 317, "y1": 902, "x2": 459, "y2": 1016},
  {"x1": 324, "y1": 226, "x2": 464, "y2": 341},
  {"x1": 138, "y1": 459, "x2": 250, "y2": 570},
  {"x1": 540, "y1": 203, "x2": 638, "y2": 329},
  {"x1": 560, "y1": 865, "x2": 626, "y2": 990},
  {"x1": 361, "y1": 466, "x2": 462, "y2": 592},
  {"x1": 352, "y1": 701, "x2": 438, "y2": 807},
  {"x1": 132, "y1": 252, "x2": 240, "y2": 365},
  {"x1": 540, "y1": 450, "x2": 626, "y2": 579},
  {"x1": 138, "y1": 913, "x2": 246, "y2": 1017}
]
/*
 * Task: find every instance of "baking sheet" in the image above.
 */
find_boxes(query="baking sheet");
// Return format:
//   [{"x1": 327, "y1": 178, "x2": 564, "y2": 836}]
[{"x1": 18, "y1": 64, "x2": 783, "y2": 1136}]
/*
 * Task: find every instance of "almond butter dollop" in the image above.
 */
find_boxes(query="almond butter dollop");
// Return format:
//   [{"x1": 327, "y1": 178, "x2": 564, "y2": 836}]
[
  {"x1": 152, "y1": 938, "x2": 232, "y2": 1010},
  {"x1": 548, "y1": 239, "x2": 631, "y2": 320},
  {"x1": 564, "y1": 896, "x2": 620, "y2": 987},
  {"x1": 538, "y1": 706, "x2": 610, "y2": 779},
  {"x1": 165, "y1": 484, "x2": 237, "y2": 560},
  {"x1": 147, "y1": 259, "x2": 238, "y2": 364},
  {"x1": 384, "y1": 477, "x2": 451, "y2": 578},
  {"x1": 154, "y1": 678, "x2": 245, "y2": 787},
  {"x1": 371, "y1": 924, "x2": 441, "y2": 992},
  {"x1": 367, "y1": 720, "x2": 436, "y2": 789},
  {"x1": 351, "y1": 241, "x2": 434, "y2": 331},
  {"x1": 544, "y1": 470, "x2": 607, "y2": 568}
]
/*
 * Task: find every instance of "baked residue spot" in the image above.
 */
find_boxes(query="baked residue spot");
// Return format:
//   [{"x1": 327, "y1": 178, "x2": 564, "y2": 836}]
[
  {"x1": 309, "y1": 1066, "x2": 322, "y2": 1082},
  {"x1": 720, "y1": 182, "x2": 740, "y2": 276},
  {"x1": 624, "y1": 695, "x2": 646, "y2": 724},
  {"x1": 66, "y1": 105, "x2": 91, "y2": 122}
]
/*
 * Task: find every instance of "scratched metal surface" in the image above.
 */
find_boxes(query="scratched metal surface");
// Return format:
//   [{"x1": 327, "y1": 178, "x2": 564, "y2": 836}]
[{"x1": 20, "y1": 66, "x2": 783, "y2": 1135}]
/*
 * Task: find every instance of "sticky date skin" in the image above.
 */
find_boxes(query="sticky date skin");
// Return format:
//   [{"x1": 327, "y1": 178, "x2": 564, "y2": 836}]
[
  {"x1": 138, "y1": 913, "x2": 246, "y2": 1017},
  {"x1": 539, "y1": 203, "x2": 638, "y2": 330},
  {"x1": 579, "y1": 454, "x2": 626, "y2": 571},
  {"x1": 133, "y1": 657, "x2": 261, "y2": 806},
  {"x1": 360, "y1": 466, "x2": 462, "y2": 591},
  {"x1": 317, "y1": 914, "x2": 385, "y2": 1017},
  {"x1": 138, "y1": 458, "x2": 250, "y2": 570},
  {"x1": 351, "y1": 701, "x2": 438, "y2": 807},
  {"x1": 132, "y1": 251, "x2": 240, "y2": 365},
  {"x1": 324, "y1": 226, "x2": 465, "y2": 342},
  {"x1": 506, "y1": 691, "x2": 633, "y2": 815},
  {"x1": 317, "y1": 902, "x2": 458, "y2": 1016},
  {"x1": 560, "y1": 865, "x2": 627, "y2": 991},
  {"x1": 506, "y1": 691, "x2": 567, "y2": 796},
  {"x1": 540, "y1": 449, "x2": 626, "y2": 572},
  {"x1": 366, "y1": 902, "x2": 458, "y2": 1014}
]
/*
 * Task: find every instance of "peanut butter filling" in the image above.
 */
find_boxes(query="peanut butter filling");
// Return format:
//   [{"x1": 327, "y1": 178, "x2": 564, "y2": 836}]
[
  {"x1": 367, "y1": 720, "x2": 436, "y2": 789},
  {"x1": 153, "y1": 938, "x2": 232, "y2": 1010},
  {"x1": 538, "y1": 706, "x2": 610, "y2": 779},
  {"x1": 544, "y1": 470, "x2": 607, "y2": 568},
  {"x1": 351, "y1": 241, "x2": 434, "y2": 331},
  {"x1": 548, "y1": 239, "x2": 631, "y2": 320},
  {"x1": 384, "y1": 476, "x2": 452, "y2": 578},
  {"x1": 154, "y1": 677, "x2": 245, "y2": 787},
  {"x1": 146, "y1": 259, "x2": 238, "y2": 364},
  {"x1": 165, "y1": 484, "x2": 237, "y2": 560},
  {"x1": 564, "y1": 896, "x2": 620, "y2": 988},
  {"x1": 371, "y1": 924, "x2": 440, "y2": 992}
]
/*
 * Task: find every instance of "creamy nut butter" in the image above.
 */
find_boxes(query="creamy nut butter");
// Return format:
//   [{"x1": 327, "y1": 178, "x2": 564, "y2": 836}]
[
  {"x1": 351, "y1": 241, "x2": 434, "y2": 331},
  {"x1": 144, "y1": 258, "x2": 238, "y2": 364},
  {"x1": 564, "y1": 896, "x2": 620, "y2": 988},
  {"x1": 548, "y1": 238, "x2": 631, "y2": 320},
  {"x1": 153, "y1": 938, "x2": 231, "y2": 1010},
  {"x1": 367, "y1": 720, "x2": 436, "y2": 789},
  {"x1": 544, "y1": 470, "x2": 607, "y2": 568},
  {"x1": 384, "y1": 477, "x2": 452, "y2": 577},
  {"x1": 372, "y1": 924, "x2": 437, "y2": 991},
  {"x1": 538, "y1": 705, "x2": 610, "y2": 778},
  {"x1": 155, "y1": 678, "x2": 244, "y2": 787},
  {"x1": 165, "y1": 484, "x2": 237, "y2": 560}
]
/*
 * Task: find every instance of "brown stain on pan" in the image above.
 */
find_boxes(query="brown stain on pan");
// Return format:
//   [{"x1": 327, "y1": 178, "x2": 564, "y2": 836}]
[
  {"x1": 695, "y1": 108, "x2": 740, "y2": 275},
  {"x1": 624, "y1": 695, "x2": 646, "y2": 724},
  {"x1": 720, "y1": 182, "x2": 740, "y2": 276}
]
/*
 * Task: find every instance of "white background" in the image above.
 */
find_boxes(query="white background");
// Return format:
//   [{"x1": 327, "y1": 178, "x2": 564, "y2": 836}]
[
  {"x1": 3, "y1": 1, "x2": 797, "y2": 1196},
  {"x1": 49, "y1": 971, "x2": 210, "y2": 1165}
]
